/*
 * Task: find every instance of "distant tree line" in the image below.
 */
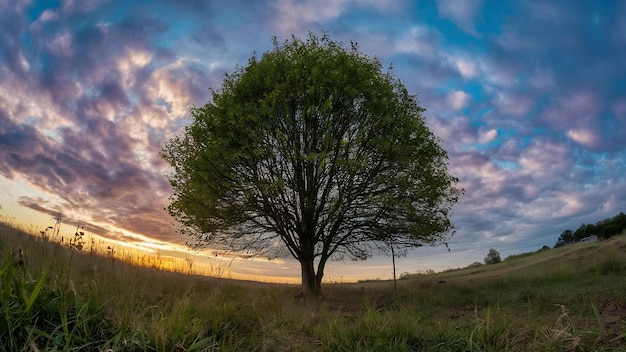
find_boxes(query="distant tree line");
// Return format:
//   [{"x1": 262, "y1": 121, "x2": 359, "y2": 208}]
[{"x1": 554, "y1": 212, "x2": 626, "y2": 248}]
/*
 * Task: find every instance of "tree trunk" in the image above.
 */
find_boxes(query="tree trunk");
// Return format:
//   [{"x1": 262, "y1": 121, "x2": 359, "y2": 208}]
[
  {"x1": 299, "y1": 257, "x2": 322, "y2": 295},
  {"x1": 391, "y1": 242, "x2": 397, "y2": 293}
]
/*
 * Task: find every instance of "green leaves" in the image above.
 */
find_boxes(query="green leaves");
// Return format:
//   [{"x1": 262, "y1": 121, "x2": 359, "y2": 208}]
[
  {"x1": 0, "y1": 260, "x2": 47, "y2": 315},
  {"x1": 161, "y1": 32, "x2": 462, "y2": 293},
  {"x1": 21, "y1": 269, "x2": 48, "y2": 313}
]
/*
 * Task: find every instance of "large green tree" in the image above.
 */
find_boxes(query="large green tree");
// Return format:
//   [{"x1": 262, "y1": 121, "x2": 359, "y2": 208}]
[{"x1": 161, "y1": 33, "x2": 462, "y2": 295}]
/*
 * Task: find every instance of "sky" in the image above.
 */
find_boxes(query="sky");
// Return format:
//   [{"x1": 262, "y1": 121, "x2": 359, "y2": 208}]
[{"x1": 0, "y1": 0, "x2": 625, "y2": 282}]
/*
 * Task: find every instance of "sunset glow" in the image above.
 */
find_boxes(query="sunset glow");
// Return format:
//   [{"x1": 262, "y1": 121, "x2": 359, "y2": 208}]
[{"x1": 1, "y1": 0, "x2": 624, "y2": 281}]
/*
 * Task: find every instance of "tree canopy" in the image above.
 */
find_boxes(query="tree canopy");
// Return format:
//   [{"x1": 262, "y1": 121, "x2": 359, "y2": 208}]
[
  {"x1": 161, "y1": 33, "x2": 462, "y2": 294},
  {"x1": 554, "y1": 212, "x2": 626, "y2": 248},
  {"x1": 484, "y1": 248, "x2": 501, "y2": 265}
]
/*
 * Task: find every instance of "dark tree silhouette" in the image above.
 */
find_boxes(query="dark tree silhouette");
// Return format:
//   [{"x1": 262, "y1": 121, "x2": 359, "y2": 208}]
[
  {"x1": 484, "y1": 248, "x2": 501, "y2": 264},
  {"x1": 161, "y1": 33, "x2": 462, "y2": 294}
]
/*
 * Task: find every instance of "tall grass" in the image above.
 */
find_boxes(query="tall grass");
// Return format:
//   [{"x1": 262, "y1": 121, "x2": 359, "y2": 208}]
[{"x1": 1, "y1": 222, "x2": 625, "y2": 351}]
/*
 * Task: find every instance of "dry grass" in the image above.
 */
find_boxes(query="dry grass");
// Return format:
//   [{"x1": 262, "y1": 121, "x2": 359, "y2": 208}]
[{"x1": 1, "y1": 222, "x2": 625, "y2": 351}]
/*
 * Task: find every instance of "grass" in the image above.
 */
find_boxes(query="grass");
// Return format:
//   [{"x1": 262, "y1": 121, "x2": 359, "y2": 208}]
[{"x1": 1, "y1": 221, "x2": 625, "y2": 351}]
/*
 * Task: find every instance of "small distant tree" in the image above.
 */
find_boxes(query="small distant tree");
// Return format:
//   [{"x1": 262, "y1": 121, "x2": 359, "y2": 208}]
[
  {"x1": 555, "y1": 229, "x2": 574, "y2": 248},
  {"x1": 484, "y1": 248, "x2": 501, "y2": 265}
]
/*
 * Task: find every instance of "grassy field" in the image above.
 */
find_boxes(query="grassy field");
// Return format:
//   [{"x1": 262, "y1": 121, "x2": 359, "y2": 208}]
[{"x1": 1, "y1": 222, "x2": 625, "y2": 351}]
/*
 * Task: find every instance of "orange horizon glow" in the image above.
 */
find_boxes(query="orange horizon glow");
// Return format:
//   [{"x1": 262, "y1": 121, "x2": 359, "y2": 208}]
[{"x1": 2, "y1": 216, "x2": 320, "y2": 285}]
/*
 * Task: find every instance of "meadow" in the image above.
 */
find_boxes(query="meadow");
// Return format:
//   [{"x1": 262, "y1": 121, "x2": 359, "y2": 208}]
[{"x1": 1, "y1": 222, "x2": 624, "y2": 351}]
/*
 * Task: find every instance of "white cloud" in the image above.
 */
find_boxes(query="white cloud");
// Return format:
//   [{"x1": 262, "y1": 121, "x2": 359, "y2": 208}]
[
  {"x1": 427, "y1": 115, "x2": 474, "y2": 149},
  {"x1": 272, "y1": 0, "x2": 399, "y2": 35},
  {"x1": 541, "y1": 91, "x2": 601, "y2": 134},
  {"x1": 602, "y1": 194, "x2": 617, "y2": 213},
  {"x1": 275, "y1": 0, "x2": 347, "y2": 29},
  {"x1": 475, "y1": 58, "x2": 518, "y2": 88},
  {"x1": 446, "y1": 90, "x2": 470, "y2": 110},
  {"x1": 478, "y1": 161, "x2": 508, "y2": 194},
  {"x1": 116, "y1": 47, "x2": 152, "y2": 88},
  {"x1": 566, "y1": 128, "x2": 599, "y2": 147},
  {"x1": 0, "y1": 68, "x2": 76, "y2": 135},
  {"x1": 494, "y1": 92, "x2": 531, "y2": 117},
  {"x1": 436, "y1": 0, "x2": 484, "y2": 35},
  {"x1": 143, "y1": 59, "x2": 200, "y2": 124},
  {"x1": 454, "y1": 58, "x2": 476, "y2": 79},
  {"x1": 517, "y1": 199, "x2": 549, "y2": 220},
  {"x1": 524, "y1": 184, "x2": 538, "y2": 198},
  {"x1": 39, "y1": 8, "x2": 59, "y2": 22},
  {"x1": 478, "y1": 128, "x2": 497, "y2": 144},
  {"x1": 394, "y1": 25, "x2": 439, "y2": 59},
  {"x1": 48, "y1": 32, "x2": 74, "y2": 57},
  {"x1": 519, "y1": 190, "x2": 588, "y2": 222},
  {"x1": 17, "y1": 51, "x2": 29, "y2": 71},
  {"x1": 519, "y1": 139, "x2": 570, "y2": 174},
  {"x1": 61, "y1": 0, "x2": 103, "y2": 13},
  {"x1": 553, "y1": 193, "x2": 585, "y2": 218}
]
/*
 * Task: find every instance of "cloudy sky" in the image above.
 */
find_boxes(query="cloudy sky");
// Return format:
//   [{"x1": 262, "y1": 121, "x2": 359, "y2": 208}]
[{"x1": 1, "y1": 0, "x2": 624, "y2": 281}]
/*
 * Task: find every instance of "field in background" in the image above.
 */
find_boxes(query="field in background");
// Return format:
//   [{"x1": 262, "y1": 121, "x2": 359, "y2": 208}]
[{"x1": 1, "y1": 222, "x2": 625, "y2": 351}]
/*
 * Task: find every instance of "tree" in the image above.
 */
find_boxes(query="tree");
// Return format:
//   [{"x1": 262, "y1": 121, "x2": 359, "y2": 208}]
[
  {"x1": 573, "y1": 223, "x2": 596, "y2": 242},
  {"x1": 161, "y1": 33, "x2": 462, "y2": 295},
  {"x1": 595, "y1": 212, "x2": 626, "y2": 239},
  {"x1": 554, "y1": 229, "x2": 574, "y2": 248},
  {"x1": 484, "y1": 248, "x2": 501, "y2": 265}
]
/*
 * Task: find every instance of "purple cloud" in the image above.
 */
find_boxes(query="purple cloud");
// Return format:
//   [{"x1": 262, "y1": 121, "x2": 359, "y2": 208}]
[{"x1": 0, "y1": 0, "x2": 624, "y2": 275}]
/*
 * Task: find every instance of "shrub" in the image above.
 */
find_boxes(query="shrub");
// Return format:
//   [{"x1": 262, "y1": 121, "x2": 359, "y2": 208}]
[{"x1": 484, "y1": 249, "x2": 501, "y2": 265}]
